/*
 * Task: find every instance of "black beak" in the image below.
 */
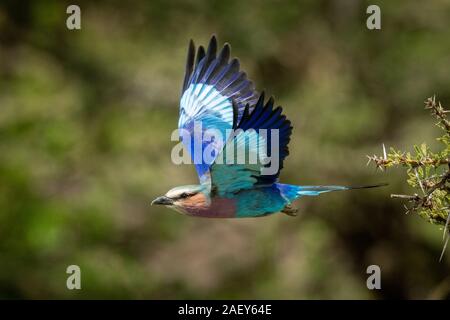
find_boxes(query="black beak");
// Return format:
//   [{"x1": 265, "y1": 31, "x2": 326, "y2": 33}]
[{"x1": 151, "y1": 196, "x2": 173, "y2": 206}]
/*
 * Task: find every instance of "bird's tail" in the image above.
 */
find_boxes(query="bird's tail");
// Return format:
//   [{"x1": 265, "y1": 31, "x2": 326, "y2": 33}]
[
  {"x1": 276, "y1": 183, "x2": 387, "y2": 200},
  {"x1": 296, "y1": 183, "x2": 387, "y2": 196}
]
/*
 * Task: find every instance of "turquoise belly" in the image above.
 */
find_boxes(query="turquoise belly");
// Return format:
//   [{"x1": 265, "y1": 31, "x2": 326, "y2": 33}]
[{"x1": 234, "y1": 187, "x2": 287, "y2": 218}]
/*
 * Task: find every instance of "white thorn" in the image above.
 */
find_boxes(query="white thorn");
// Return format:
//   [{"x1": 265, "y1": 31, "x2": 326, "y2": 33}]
[
  {"x1": 382, "y1": 143, "x2": 387, "y2": 160},
  {"x1": 439, "y1": 234, "x2": 449, "y2": 262},
  {"x1": 414, "y1": 168, "x2": 426, "y2": 196},
  {"x1": 403, "y1": 204, "x2": 411, "y2": 215},
  {"x1": 443, "y1": 210, "x2": 450, "y2": 241}
]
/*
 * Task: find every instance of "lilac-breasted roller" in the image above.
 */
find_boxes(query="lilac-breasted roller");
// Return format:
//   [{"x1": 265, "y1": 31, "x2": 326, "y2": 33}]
[{"x1": 152, "y1": 36, "x2": 384, "y2": 218}]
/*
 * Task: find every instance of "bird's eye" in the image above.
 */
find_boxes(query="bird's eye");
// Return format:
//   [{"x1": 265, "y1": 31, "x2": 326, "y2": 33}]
[{"x1": 179, "y1": 193, "x2": 190, "y2": 199}]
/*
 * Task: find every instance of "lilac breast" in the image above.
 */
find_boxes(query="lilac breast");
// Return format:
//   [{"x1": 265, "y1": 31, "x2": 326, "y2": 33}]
[{"x1": 186, "y1": 197, "x2": 237, "y2": 218}]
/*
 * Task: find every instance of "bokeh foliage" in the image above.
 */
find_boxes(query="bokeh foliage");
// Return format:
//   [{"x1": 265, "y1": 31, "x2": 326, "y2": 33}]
[{"x1": 1, "y1": 0, "x2": 450, "y2": 299}]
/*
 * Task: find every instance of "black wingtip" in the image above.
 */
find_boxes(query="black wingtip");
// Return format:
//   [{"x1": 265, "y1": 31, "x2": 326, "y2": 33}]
[
  {"x1": 207, "y1": 35, "x2": 217, "y2": 56},
  {"x1": 220, "y1": 43, "x2": 231, "y2": 62},
  {"x1": 196, "y1": 46, "x2": 206, "y2": 65},
  {"x1": 182, "y1": 40, "x2": 196, "y2": 93},
  {"x1": 257, "y1": 91, "x2": 265, "y2": 105},
  {"x1": 266, "y1": 96, "x2": 275, "y2": 108},
  {"x1": 187, "y1": 40, "x2": 195, "y2": 61}
]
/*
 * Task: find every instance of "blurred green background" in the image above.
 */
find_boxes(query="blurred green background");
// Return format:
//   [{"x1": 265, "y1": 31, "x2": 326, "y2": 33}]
[{"x1": 1, "y1": 0, "x2": 450, "y2": 299}]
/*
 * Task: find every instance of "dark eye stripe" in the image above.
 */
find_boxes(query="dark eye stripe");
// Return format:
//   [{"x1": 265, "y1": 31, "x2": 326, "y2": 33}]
[{"x1": 178, "y1": 192, "x2": 197, "y2": 199}]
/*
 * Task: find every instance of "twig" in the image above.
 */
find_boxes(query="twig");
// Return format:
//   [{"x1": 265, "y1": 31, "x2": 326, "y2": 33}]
[
  {"x1": 367, "y1": 155, "x2": 450, "y2": 169},
  {"x1": 425, "y1": 96, "x2": 450, "y2": 133},
  {"x1": 368, "y1": 96, "x2": 450, "y2": 260},
  {"x1": 390, "y1": 194, "x2": 421, "y2": 200}
]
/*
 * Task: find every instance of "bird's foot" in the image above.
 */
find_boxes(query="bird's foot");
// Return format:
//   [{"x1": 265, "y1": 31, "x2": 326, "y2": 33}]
[{"x1": 282, "y1": 204, "x2": 298, "y2": 217}]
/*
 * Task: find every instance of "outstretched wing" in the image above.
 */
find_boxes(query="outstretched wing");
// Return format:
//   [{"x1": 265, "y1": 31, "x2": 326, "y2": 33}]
[
  {"x1": 179, "y1": 36, "x2": 259, "y2": 183},
  {"x1": 209, "y1": 92, "x2": 293, "y2": 196}
]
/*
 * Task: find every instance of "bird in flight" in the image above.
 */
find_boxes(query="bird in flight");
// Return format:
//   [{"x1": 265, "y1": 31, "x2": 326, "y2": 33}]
[{"x1": 152, "y1": 36, "x2": 383, "y2": 218}]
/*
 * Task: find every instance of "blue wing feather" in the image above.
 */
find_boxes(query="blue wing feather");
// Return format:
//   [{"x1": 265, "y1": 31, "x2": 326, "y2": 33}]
[
  {"x1": 179, "y1": 36, "x2": 259, "y2": 182},
  {"x1": 210, "y1": 92, "x2": 293, "y2": 195},
  {"x1": 236, "y1": 93, "x2": 293, "y2": 183}
]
